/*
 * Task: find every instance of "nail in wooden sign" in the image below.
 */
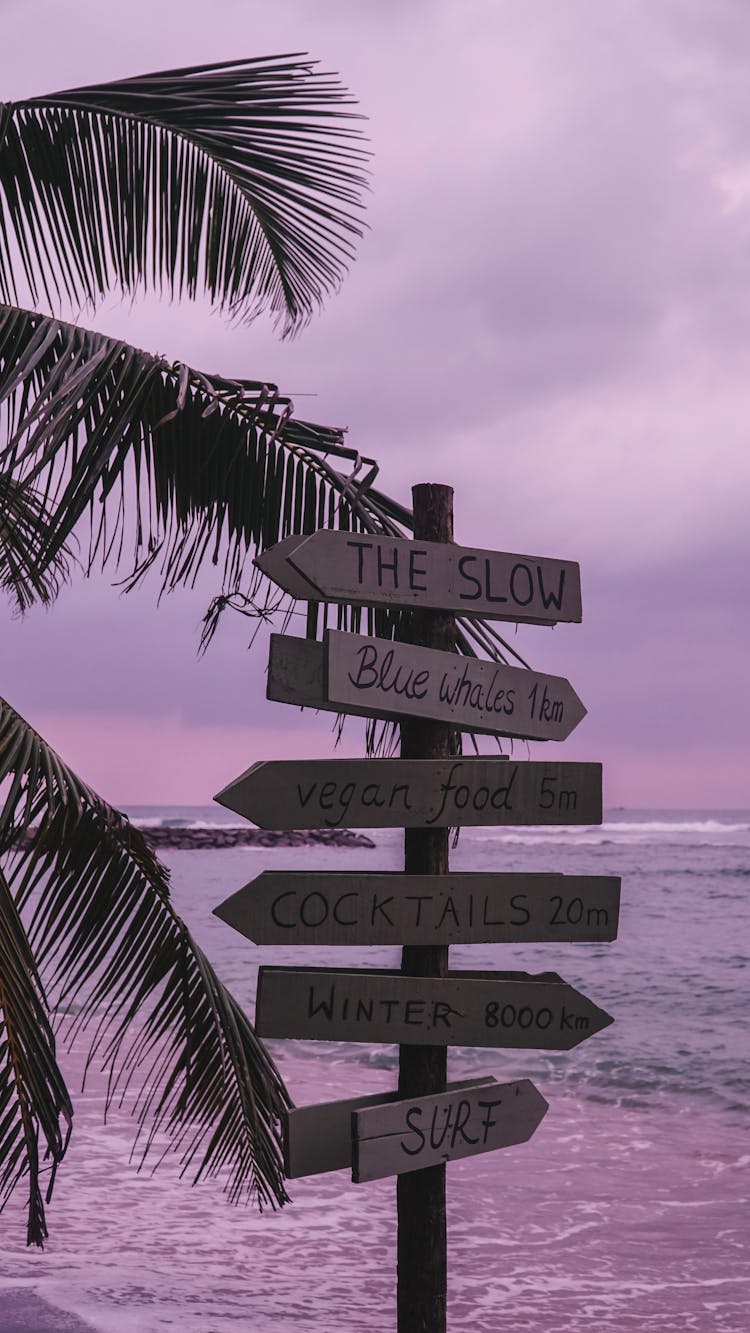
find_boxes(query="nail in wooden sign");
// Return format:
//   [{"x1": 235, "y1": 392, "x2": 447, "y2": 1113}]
[
  {"x1": 255, "y1": 967, "x2": 614, "y2": 1050},
  {"x1": 352, "y1": 1078, "x2": 548, "y2": 1184},
  {"x1": 214, "y1": 758, "x2": 602, "y2": 829},
  {"x1": 214, "y1": 871, "x2": 621, "y2": 946},
  {"x1": 284, "y1": 1076, "x2": 496, "y2": 1179},
  {"x1": 255, "y1": 531, "x2": 582, "y2": 625},
  {"x1": 324, "y1": 629, "x2": 586, "y2": 740}
]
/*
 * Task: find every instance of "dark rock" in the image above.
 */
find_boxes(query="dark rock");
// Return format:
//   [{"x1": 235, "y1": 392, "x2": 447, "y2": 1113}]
[
  {"x1": 12, "y1": 824, "x2": 376, "y2": 852},
  {"x1": 141, "y1": 826, "x2": 376, "y2": 850}
]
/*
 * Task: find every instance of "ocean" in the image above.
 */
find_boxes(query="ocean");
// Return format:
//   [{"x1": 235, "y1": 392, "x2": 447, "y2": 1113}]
[{"x1": 0, "y1": 809, "x2": 747, "y2": 1332}]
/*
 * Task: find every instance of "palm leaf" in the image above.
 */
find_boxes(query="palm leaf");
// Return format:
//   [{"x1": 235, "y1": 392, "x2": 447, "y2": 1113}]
[
  {"x1": 0, "y1": 302, "x2": 390, "y2": 594},
  {"x1": 0, "y1": 470, "x2": 72, "y2": 612},
  {"x1": 0, "y1": 696, "x2": 291, "y2": 1229},
  {"x1": 0, "y1": 56, "x2": 367, "y2": 333},
  {"x1": 0, "y1": 304, "x2": 526, "y2": 672},
  {"x1": 0, "y1": 861, "x2": 73, "y2": 1247}
]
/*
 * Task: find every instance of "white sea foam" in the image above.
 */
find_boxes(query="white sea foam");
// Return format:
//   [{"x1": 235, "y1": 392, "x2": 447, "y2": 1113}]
[
  {"x1": 130, "y1": 816, "x2": 245, "y2": 831},
  {"x1": 3, "y1": 807, "x2": 747, "y2": 1332}
]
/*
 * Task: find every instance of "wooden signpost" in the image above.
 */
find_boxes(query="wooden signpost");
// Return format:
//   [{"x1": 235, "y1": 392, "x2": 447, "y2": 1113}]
[
  {"x1": 214, "y1": 870, "x2": 621, "y2": 945},
  {"x1": 352, "y1": 1077, "x2": 549, "y2": 1184},
  {"x1": 255, "y1": 529, "x2": 582, "y2": 625},
  {"x1": 284, "y1": 1076, "x2": 496, "y2": 1179},
  {"x1": 213, "y1": 484, "x2": 618, "y2": 1333},
  {"x1": 255, "y1": 966, "x2": 613, "y2": 1049},
  {"x1": 267, "y1": 630, "x2": 587, "y2": 741},
  {"x1": 215, "y1": 757, "x2": 602, "y2": 829}
]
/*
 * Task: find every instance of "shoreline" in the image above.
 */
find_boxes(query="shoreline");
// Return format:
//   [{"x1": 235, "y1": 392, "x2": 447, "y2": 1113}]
[
  {"x1": 0, "y1": 1288, "x2": 97, "y2": 1332},
  {"x1": 140, "y1": 826, "x2": 376, "y2": 850},
  {"x1": 15, "y1": 825, "x2": 376, "y2": 852}
]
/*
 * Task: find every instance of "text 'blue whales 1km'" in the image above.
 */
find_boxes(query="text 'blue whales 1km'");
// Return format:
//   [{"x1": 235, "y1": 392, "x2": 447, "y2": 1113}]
[{"x1": 265, "y1": 631, "x2": 587, "y2": 742}]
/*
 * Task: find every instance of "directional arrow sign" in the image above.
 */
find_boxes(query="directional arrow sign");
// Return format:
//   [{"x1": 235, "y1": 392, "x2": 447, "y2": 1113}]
[
  {"x1": 214, "y1": 871, "x2": 620, "y2": 945},
  {"x1": 284, "y1": 1076, "x2": 496, "y2": 1178},
  {"x1": 255, "y1": 967, "x2": 614, "y2": 1050},
  {"x1": 255, "y1": 531, "x2": 582, "y2": 625},
  {"x1": 324, "y1": 629, "x2": 586, "y2": 740},
  {"x1": 352, "y1": 1078, "x2": 548, "y2": 1183},
  {"x1": 214, "y1": 758, "x2": 602, "y2": 829},
  {"x1": 254, "y1": 534, "x2": 323, "y2": 601}
]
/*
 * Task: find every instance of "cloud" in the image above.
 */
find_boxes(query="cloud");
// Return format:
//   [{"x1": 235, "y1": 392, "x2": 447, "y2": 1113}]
[{"x1": 2, "y1": 0, "x2": 749, "y2": 804}]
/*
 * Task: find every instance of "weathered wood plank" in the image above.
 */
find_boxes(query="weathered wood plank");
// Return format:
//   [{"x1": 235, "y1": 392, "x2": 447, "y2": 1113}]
[
  {"x1": 256, "y1": 534, "x2": 321, "y2": 600},
  {"x1": 255, "y1": 531, "x2": 582, "y2": 625},
  {"x1": 284, "y1": 1077, "x2": 496, "y2": 1178},
  {"x1": 324, "y1": 629, "x2": 586, "y2": 740},
  {"x1": 267, "y1": 634, "x2": 331, "y2": 712},
  {"x1": 214, "y1": 871, "x2": 620, "y2": 945},
  {"x1": 267, "y1": 631, "x2": 587, "y2": 742},
  {"x1": 255, "y1": 967, "x2": 614, "y2": 1050},
  {"x1": 352, "y1": 1078, "x2": 548, "y2": 1183},
  {"x1": 214, "y1": 758, "x2": 602, "y2": 829}
]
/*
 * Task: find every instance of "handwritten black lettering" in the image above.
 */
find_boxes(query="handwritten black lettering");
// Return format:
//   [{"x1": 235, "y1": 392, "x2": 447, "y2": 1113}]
[
  {"x1": 377, "y1": 545, "x2": 399, "y2": 588},
  {"x1": 346, "y1": 539, "x2": 373, "y2": 585},
  {"x1": 477, "y1": 1097, "x2": 505, "y2": 1145},
  {"x1": 271, "y1": 892, "x2": 296, "y2": 929},
  {"x1": 401, "y1": 1107, "x2": 426, "y2": 1156},
  {"x1": 371, "y1": 894, "x2": 395, "y2": 926},
  {"x1": 457, "y1": 554, "x2": 482, "y2": 601},
  {"x1": 409, "y1": 548, "x2": 428, "y2": 591},
  {"x1": 332, "y1": 893, "x2": 358, "y2": 927},
  {"x1": 537, "y1": 565, "x2": 565, "y2": 611},
  {"x1": 307, "y1": 983, "x2": 335, "y2": 1021},
  {"x1": 509, "y1": 562, "x2": 534, "y2": 606},
  {"x1": 452, "y1": 1099, "x2": 479, "y2": 1147}
]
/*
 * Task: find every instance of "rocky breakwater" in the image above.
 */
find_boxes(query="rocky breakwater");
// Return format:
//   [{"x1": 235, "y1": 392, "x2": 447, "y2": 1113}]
[
  {"x1": 13, "y1": 823, "x2": 375, "y2": 852},
  {"x1": 141, "y1": 825, "x2": 376, "y2": 850}
]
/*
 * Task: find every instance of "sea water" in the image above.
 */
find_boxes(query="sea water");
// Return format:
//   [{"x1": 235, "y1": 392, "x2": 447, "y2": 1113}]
[{"x1": 0, "y1": 810, "x2": 747, "y2": 1331}]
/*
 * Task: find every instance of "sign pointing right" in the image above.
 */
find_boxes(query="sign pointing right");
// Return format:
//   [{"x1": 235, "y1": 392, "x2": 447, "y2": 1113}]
[
  {"x1": 352, "y1": 1078, "x2": 549, "y2": 1184},
  {"x1": 255, "y1": 967, "x2": 614, "y2": 1051},
  {"x1": 324, "y1": 629, "x2": 586, "y2": 740}
]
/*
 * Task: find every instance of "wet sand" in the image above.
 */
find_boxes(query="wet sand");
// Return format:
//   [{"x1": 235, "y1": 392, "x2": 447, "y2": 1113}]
[{"x1": 0, "y1": 1289, "x2": 96, "y2": 1332}]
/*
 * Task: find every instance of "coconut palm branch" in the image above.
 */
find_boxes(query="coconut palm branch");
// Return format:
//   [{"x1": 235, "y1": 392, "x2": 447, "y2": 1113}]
[
  {"x1": 0, "y1": 860, "x2": 73, "y2": 1247},
  {"x1": 0, "y1": 304, "x2": 526, "y2": 666},
  {"x1": 0, "y1": 56, "x2": 367, "y2": 333},
  {"x1": 0, "y1": 58, "x2": 520, "y2": 665},
  {"x1": 0, "y1": 470, "x2": 71, "y2": 612},
  {"x1": 0, "y1": 302, "x2": 388, "y2": 592},
  {"x1": 0, "y1": 695, "x2": 291, "y2": 1245}
]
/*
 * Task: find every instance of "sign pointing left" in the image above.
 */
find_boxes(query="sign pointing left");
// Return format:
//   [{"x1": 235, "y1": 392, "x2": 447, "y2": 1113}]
[
  {"x1": 214, "y1": 758, "x2": 602, "y2": 829},
  {"x1": 256, "y1": 530, "x2": 582, "y2": 625}
]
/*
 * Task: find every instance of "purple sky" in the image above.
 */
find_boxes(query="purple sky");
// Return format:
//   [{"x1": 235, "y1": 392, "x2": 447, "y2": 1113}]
[{"x1": 3, "y1": 0, "x2": 749, "y2": 808}]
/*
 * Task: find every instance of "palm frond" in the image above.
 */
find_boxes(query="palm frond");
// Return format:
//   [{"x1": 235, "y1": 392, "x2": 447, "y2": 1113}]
[
  {"x1": 0, "y1": 56, "x2": 367, "y2": 333},
  {"x1": 0, "y1": 862, "x2": 73, "y2": 1247},
  {"x1": 0, "y1": 696, "x2": 290, "y2": 1224},
  {"x1": 0, "y1": 470, "x2": 73, "y2": 611},
  {"x1": 0, "y1": 303, "x2": 525, "y2": 668},
  {"x1": 0, "y1": 303, "x2": 388, "y2": 594},
  {"x1": 0, "y1": 303, "x2": 528, "y2": 687}
]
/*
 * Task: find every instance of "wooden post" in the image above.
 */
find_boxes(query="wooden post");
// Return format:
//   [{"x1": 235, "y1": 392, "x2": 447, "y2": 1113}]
[{"x1": 397, "y1": 483, "x2": 456, "y2": 1333}]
